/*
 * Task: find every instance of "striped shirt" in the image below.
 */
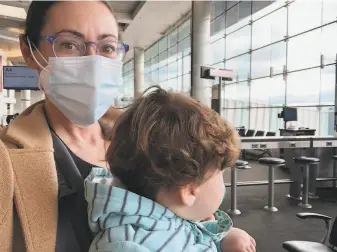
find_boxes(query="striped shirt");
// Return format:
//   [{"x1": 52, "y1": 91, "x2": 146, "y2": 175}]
[{"x1": 84, "y1": 168, "x2": 233, "y2": 252}]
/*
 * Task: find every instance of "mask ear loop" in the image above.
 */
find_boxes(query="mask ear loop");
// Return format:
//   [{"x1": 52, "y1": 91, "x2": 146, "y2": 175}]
[{"x1": 26, "y1": 36, "x2": 49, "y2": 91}]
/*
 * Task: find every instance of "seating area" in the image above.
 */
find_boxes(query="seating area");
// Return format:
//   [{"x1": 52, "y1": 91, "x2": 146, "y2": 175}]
[{"x1": 220, "y1": 159, "x2": 337, "y2": 252}]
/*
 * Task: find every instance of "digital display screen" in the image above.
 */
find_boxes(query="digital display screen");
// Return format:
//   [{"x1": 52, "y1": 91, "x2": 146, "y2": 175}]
[
  {"x1": 283, "y1": 107, "x2": 298, "y2": 122},
  {"x1": 3, "y1": 66, "x2": 39, "y2": 90}
]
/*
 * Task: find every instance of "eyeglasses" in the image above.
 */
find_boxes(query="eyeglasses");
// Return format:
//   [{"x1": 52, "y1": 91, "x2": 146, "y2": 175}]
[{"x1": 40, "y1": 34, "x2": 128, "y2": 60}]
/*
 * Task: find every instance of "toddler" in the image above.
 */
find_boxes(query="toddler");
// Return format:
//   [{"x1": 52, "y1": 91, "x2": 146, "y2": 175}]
[{"x1": 85, "y1": 87, "x2": 240, "y2": 252}]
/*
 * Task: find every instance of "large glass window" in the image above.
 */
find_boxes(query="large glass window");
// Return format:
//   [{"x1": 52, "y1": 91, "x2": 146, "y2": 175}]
[
  {"x1": 286, "y1": 68, "x2": 321, "y2": 106},
  {"x1": 287, "y1": 29, "x2": 322, "y2": 71},
  {"x1": 250, "y1": 76, "x2": 285, "y2": 107},
  {"x1": 321, "y1": 22, "x2": 337, "y2": 65},
  {"x1": 226, "y1": 25, "x2": 251, "y2": 59},
  {"x1": 252, "y1": 7, "x2": 287, "y2": 49},
  {"x1": 211, "y1": 37, "x2": 225, "y2": 64},
  {"x1": 320, "y1": 65, "x2": 336, "y2": 106},
  {"x1": 224, "y1": 81, "x2": 249, "y2": 109},
  {"x1": 223, "y1": 108, "x2": 249, "y2": 128},
  {"x1": 251, "y1": 41, "x2": 286, "y2": 79},
  {"x1": 288, "y1": 0, "x2": 322, "y2": 36},
  {"x1": 225, "y1": 53, "x2": 250, "y2": 82}
]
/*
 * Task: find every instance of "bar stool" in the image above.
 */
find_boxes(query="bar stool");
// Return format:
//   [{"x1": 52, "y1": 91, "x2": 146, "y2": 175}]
[
  {"x1": 332, "y1": 155, "x2": 337, "y2": 187},
  {"x1": 227, "y1": 160, "x2": 248, "y2": 216},
  {"x1": 258, "y1": 157, "x2": 285, "y2": 212},
  {"x1": 293, "y1": 157, "x2": 320, "y2": 209}
]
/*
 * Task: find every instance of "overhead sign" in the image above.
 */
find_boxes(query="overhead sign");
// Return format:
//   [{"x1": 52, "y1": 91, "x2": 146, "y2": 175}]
[{"x1": 3, "y1": 66, "x2": 39, "y2": 90}]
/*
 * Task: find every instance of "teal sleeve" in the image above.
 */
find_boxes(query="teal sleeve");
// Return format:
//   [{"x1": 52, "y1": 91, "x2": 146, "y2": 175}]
[{"x1": 96, "y1": 241, "x2": 151, "y2": 252}]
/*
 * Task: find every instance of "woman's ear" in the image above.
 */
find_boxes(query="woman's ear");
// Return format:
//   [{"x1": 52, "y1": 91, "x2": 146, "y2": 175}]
[
  {"x1": 19, "y1": 35, "x2": 38, "y2": 70},
  {"x1": 178, "y1": 184, "x2": 199, "y2": 207}
]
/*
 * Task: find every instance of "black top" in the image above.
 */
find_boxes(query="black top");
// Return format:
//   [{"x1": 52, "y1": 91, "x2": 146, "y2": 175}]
[{"x1": 54, "y1": 137, "x2": 95, "y2": 252}]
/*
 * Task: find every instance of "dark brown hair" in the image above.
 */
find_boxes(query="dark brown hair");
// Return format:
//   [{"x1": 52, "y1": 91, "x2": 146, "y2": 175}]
[
  {"x1": 107, "y1": 86, "x2": 240, "y2": 200},
  {"x1": 24, "y1": 1, "x2": 116, "y2": 48}
]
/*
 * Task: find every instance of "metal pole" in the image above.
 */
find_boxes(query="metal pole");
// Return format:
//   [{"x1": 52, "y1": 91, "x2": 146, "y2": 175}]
[
  {"x1": 228, "y1": 167, "x2": 241, "y2": 216},
  {"x1": 299, "y1": 165, "x2": 312, "y2": 208},
  {"x1": 264, "y1": 165, "x2": 278, "y2": 212}
]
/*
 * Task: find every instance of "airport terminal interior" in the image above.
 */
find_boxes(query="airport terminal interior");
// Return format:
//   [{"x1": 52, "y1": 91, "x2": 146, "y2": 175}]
[{"x1": 1, "y1": 0, "x2": 337, "y2": 251}]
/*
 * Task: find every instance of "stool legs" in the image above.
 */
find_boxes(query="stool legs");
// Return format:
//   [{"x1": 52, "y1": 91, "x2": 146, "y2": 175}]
[
  {"x1": 264, "y1": 165, "x2": 278, "y2": 212},
  {"x1": 333, "y1": 160, "x2": 337, "y2": 188},
  {"x1": 228, "y1": 167, "x2": 241, "y2": 216},
  {"x1": 299, "y1": 165, "x2": 312, "y2": 209}
]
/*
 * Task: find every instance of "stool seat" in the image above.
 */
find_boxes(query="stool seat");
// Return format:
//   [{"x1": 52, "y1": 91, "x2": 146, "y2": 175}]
[
  {"x1": 293, "y1": 157, "x2": 320, "y2": 165},
  {"x1": 332, "y1": 155, "x2": 337, "y2": 160},
  {"x1": 235, "y1": 160, "x2": 248, "y2": 168},
  {"x1": 258, "y1": 157, "x2": 285, "y2": 166}
]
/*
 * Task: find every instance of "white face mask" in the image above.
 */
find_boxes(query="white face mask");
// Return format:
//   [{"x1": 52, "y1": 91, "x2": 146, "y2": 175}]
[{"x1": 38, "y1": 55, "x2": 123, "y2": 127}]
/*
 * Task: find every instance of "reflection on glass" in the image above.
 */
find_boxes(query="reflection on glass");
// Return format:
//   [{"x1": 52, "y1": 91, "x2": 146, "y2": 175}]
[
  {"x1": 322, "y1": 0, "x2": 337, "y2": 24},
  {"x1": 168, "y1": 29, "x2": 178, "y2": 47},
  {"x1": 167, "y1": 61, "x2": 178, "y2": 79},
  {"x1": 151, "y1": 70, "x2": 159, "y2": 85},
  {"x1": 286, "y1": 68, "x2": 321, "y2": 106},
  {"x1": 251, "y1": 41, "x2": 286, "y2": 78},
  {"x1": 226, "y1": 3, "x2": 239, "y2": 29},
  {"x1": 212, "y1": 14, "x2": 225, "y2": 35},
  {"x1": 211, "y1": 37, "x2": 225, "y2": 64},
  {"x1": 159, "y1": 37, "x2": 167, "y2": 53},
  {"x1": 322, "y1": 23, "x2": 337, "y2": 65},
  {"x1": 252, "y1": 7, "x2": 286, "y2": 49},
  {"x1": 318, "y1": 106, "x2": 334, "y2": 135},
  {"x1": 287, "y1": 29, "x2": 321, "y2": 71},
  {"x1": 182, "y1": 55, "x2": 191, "y2": 75},
  {"x1": 223, "y1": 108, "x2": 249, "y2": 128},
  {"x1": 320, "y1": 65, "x2": 335, "y2": 105},
  {"x1": 168, "y1": 44, "x2": 178, "y2": 64},
  {"x1": 252, "y1": 0, "x2": 284, "y2": 20},
  {"x1": 158, "y1": 66, "x2": 167, "y2": 83},
  {"x1": 151, "y1": 56, "x2": 158, "y2": 71},
  {"x1": 159, "y1": 51, "x2": 167, "y2": 68},
  {"x1": 225, "y1": 53, "x2": 250, "y2": 82},
  {"x1": 224, "y1": 81, "x2": 249, "y2": 109},
  {"x1": 296, "y1": 107, "x2": 320, "y2": 131},
  {"x1": 178, "y1": 20, "x2": 191, "y2": 41},
  {"x1": 226, "y1": 26, "x2": 251, "y2": 59},
  {"x1": 144, "y1": 60, "x2": 151, "y2": 74},
  {"x1": 250, "y1": 76, "x2": 285, "y2": 107},
  {"x1": 167, "y1": 78, "x2": 178, "y2": 91},
  {"x1": 288, "y1": 0, "x2": 322, "y2": 36},
  {"x1": 182, "y1": 74, "x2": 191, "y2": 94},
  {"x1": 211, "y1": 1, "x2": 225, "y2": 20},
  {"x1": 178, "y1": 36, "x2": 191, "y2": 59}
]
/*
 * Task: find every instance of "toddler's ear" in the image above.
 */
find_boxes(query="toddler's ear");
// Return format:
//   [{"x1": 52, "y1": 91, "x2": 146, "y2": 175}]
[{"x1": 179, "y1": 184, "x2": 199, "y2": 207}]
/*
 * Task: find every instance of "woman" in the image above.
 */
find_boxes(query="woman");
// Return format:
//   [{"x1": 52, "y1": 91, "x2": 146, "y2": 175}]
[{"x1": 0, "y1": 1, "x2": 255, "y2": 252}]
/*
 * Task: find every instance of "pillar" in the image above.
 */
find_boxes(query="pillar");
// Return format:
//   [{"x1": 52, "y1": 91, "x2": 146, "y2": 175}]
[
  {"x1": 134, "y1": 47, "x2": 145, "y2": 98},
  {"x1": 191, "y1": 1, "x2": 212, "y2": 107},
  {"x1": 20, "y1": 90, "x2": 31, "y2": 110},
  {"x1": 8, "y1": 89, "x2": 15, "y2": 115}
]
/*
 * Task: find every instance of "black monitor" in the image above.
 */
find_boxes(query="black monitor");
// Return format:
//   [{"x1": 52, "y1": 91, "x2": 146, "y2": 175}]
[
  {"x1": 3, "y1": 66, "x2": 39, "y2": 90},
  {"x1": 283, "y1": 107, "x2": 297, "y2": 122}
]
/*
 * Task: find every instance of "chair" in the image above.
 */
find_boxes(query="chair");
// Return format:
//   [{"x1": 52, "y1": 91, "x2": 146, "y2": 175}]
[
  {"x1": 266, "y1": 131, "x2": 276, "y2": 136},
  {"x1": 282, "y1": 212, "x2": 337, "y2": 252},
  {"x1": 245, "y1": 129, "x2": 256, "y2": 137},
  {"x1": 258, "y1": 157, "x2": 285, "y2": 212},
  {"x1": 238, "y1": 128, "x2": 246, "y2": 137},
  {"x1": 227, "y1": 160, "x2": 248, "y2": 216},
  {"x1": 255, "y1": 130, "x2": 265, "y2": 136},
  {"x1": 293, "y1": 157, "x2": 320, "y2": 209}
]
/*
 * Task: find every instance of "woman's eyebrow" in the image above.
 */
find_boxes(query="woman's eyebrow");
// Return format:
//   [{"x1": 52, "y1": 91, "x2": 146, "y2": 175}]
[{"x1": 55, "y1": 29, "x2": 117, "y2": 40}]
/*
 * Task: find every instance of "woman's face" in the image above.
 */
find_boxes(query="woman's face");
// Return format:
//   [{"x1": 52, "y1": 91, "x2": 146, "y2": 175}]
[{"x1": 22, "y1": 1, "x2": 118, "y2": 73}]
